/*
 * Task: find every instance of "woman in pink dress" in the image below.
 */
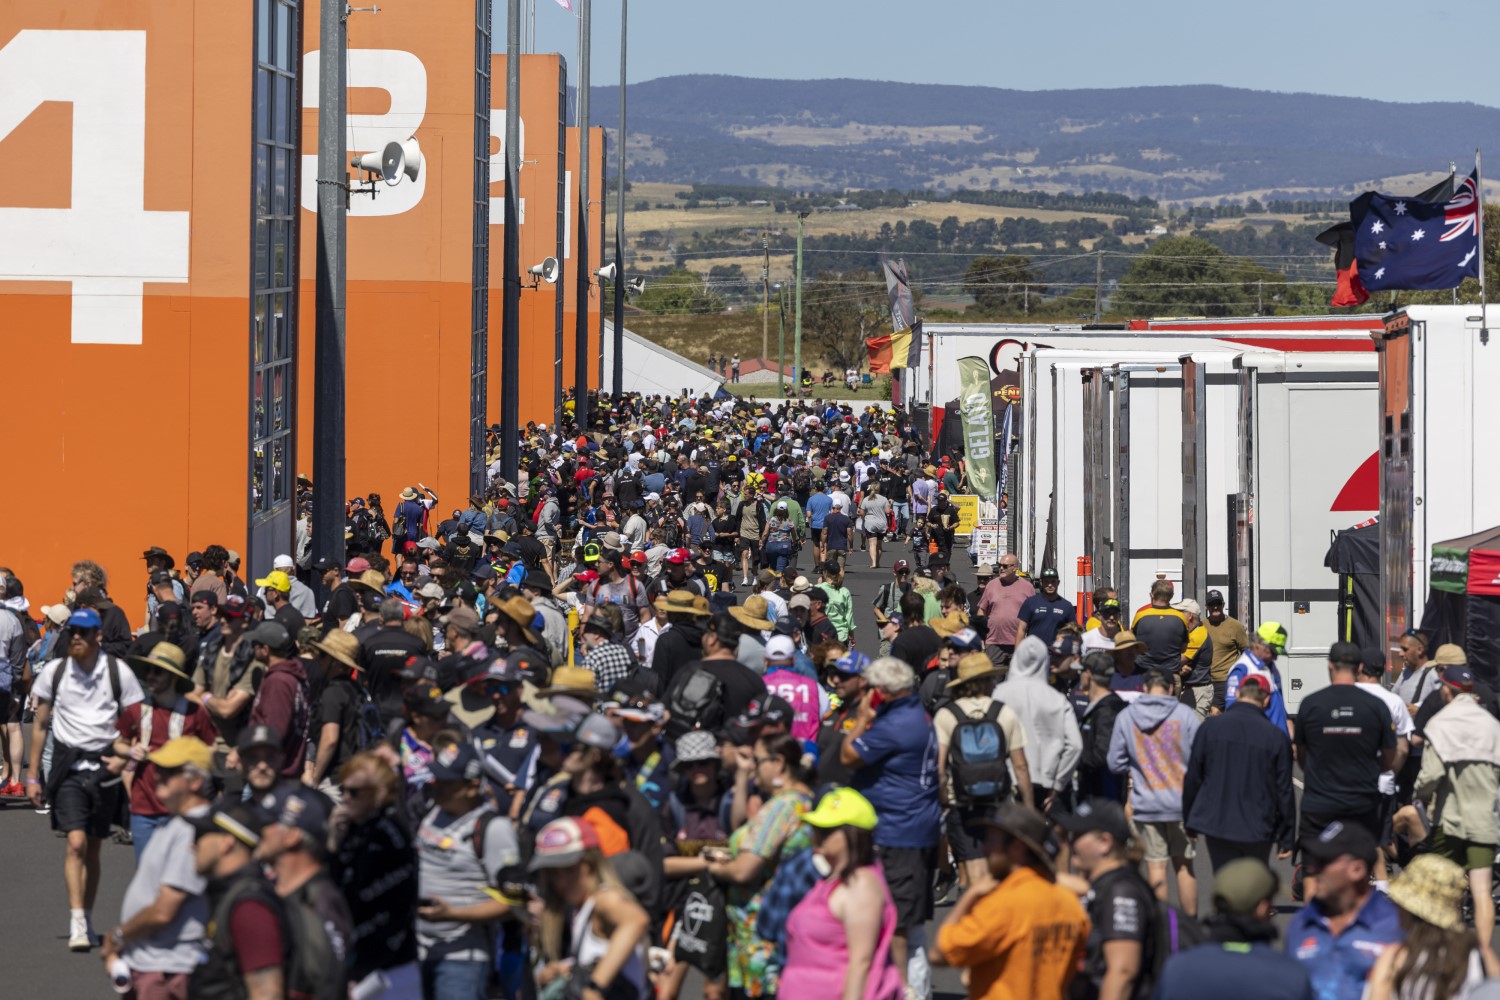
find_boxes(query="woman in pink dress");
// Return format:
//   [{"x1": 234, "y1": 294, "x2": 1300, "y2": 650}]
[{"x1": 781, "y1": 788, "x2": 905, "y2": 1000}]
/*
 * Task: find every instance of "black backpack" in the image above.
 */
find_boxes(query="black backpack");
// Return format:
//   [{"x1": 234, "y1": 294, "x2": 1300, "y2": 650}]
[
  {"x1": 1152, "y1": 897, "x2": 1207, "y2": 981},
  {"x1": 283, "y1": 878, "x2": 345, "y2": 1000},
  {"x1": 665, "y1": 666, "x2": 727, "y2": 740},
  {"x1": 942, "y1": 701, "x2": 1011, "y2": 806},
  {"x1": 336, "y1": 678, "x2": 385, "y2": 756}
]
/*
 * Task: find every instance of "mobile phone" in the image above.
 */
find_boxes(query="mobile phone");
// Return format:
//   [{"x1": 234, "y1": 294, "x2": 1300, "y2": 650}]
[{"x1": 417, "y1": 896, "x2": 435, "y2": 908}]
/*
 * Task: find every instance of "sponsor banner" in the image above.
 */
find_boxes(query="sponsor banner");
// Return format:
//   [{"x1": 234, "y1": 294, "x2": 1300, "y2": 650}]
[
  {"x1": 1467, "y1": 548, "x2": 1500, "y2": 597},
  {"x1": 958, "y1": 356, "x2": 997, "y2": 501},
  {"x1": 951, "y1": 494, "x2": 980, "y2": 537},
  {"x1": 1430, "y1": 545, "x2": 1470, "y2": 595}
]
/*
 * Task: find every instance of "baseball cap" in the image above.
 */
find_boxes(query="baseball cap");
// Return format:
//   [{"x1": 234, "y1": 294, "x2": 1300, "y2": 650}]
[
  {"x1": 1300, "y1": 819, "x2": 1378, "y2": 868},
  {"x1": 345, "y1": 557, "x2": 372, "y2": 573},
  {"x1": 237, "y1": 724, "x2": 282, "y2": 753},
  {"x1": 439, "y1": 605, "x2": 481, "y2": 632},
  {"x1": 574, "y1": 713, "x2": 622, "y2": 751},
  {"x1": 1255, "y1": 621, "x2": 1289, "y2": 654},
  {"x1": 1441, "y1": 664, "x2": 1475, "y2": 692},
  {"x1": 1096, "y1": 598, "x2": 1122, "y2": 615},
  {"x1": 802, "y1": 788, "x2": 878, "y2": 831},
  {"x1": 1054, "y1": 797, "x2": 1133, "y2": 845},
  {"x1": 1050, "y1": 633, "x2": 1083, "y2": 661},
  {"x1": 528, "y1": 817, "x2": 601, "y2": 871},
  {"x1": 428, "y1": 741, "x2": 485, "y2": 782},
  {"x1": 893, "y1": 559, "x2": 910, "y2": 573},
  {"x1": 1171, "y1": 598, "x2": 1202, "y2": 616},
  {"x1": 1205, "y1": 589, "x2": 1226, "y2": 607},
  {"x1": 187, "y1": 802, "x2": 268, "y2": 848},
  {"x1": 765, "y1": 635, "x2": 796, "y2": 662},
  {"x1": 1432, "y1": 643, "x2": 1468, "y2": 666},
  {"x1": 1239, "y1": 668, "x2": 1275, "y2": 693},
  {"x1": 832, "y1": 651, "x2": 871, "y2": 675},
  {"x1": 664, "y1": 547, "x2": 691, "y2": 565},
  {"x1": 66, "y1": 608, "x2": 102, "y2": 630},
  {"x1": 761, "y1": 695, "x2": 795, "y2": 728},
  {"x1": 255, "y1": 570, "x2": 292, "y2": 593},
  {"x1": 946, "y1": 627, "x2": 984, "y2": 652},
  {"x1": 272, "y1": 554, "x2": 296, "y2": 570},
  {"x1": 146, "y1": 736, "x2": 214, "y2": 771},
  {"x1": 258, "y1": 784, "x2": 335, "y2": 841},
  {"x1": 787, "y1": 594, "x2": 811, "y2": 612},
  {"x1": 1038, "y1": 567, "x2": 1060, "y2": 581},
  {"x1": 404, "y1": 684, "x2": 450, "y2": 720},
  {"x1": 244, "y1": 620, "x2": 291, "y2": 649},
  {"x1": 1212, "y1": 858, "x2": 1281, "y2": 916}
]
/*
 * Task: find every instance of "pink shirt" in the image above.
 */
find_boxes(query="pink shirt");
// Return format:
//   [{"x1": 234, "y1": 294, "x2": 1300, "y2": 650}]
[
  {"x1": 783, "y1": 866, "x2": 904, "y2": 1000},
  {"x1": 762, "y1": 669, "x2": 822, "y2": 741},
  {"x1": 977, "y1": 576, "x2": 1035, "y2": 645}
]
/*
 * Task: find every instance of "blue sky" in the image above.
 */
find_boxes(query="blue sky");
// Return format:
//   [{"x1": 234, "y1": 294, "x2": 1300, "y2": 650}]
[{"x1": 516, "y1": 0, "x2": 1495, "y2": 106}]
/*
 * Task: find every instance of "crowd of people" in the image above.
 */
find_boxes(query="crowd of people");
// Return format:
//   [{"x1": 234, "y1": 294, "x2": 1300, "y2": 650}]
[{"x1": 2, "y1": 388, "x2": 1500, "y2": 1000}]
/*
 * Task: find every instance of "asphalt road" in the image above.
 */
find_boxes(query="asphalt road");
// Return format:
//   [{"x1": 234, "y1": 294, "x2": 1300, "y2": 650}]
[{"x1": 0, "y1": 535, "x2": 1296, "y2": 999}]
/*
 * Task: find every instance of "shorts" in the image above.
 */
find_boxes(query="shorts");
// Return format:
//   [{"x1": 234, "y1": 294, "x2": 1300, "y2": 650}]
[
  {"x1": 1429, "y1": 829, "x2": 1498, "y2": 871},
  {"x1": 0, "y1": 688, "x2": 17, "y2": 723},
  {"x1": 52, "y1": 764, "x2": 121, "y2": 838},
  {"x1": 736, "y1": 538, "x2": 759, "y2": 558},
  {"x1": 1138, "y1": 820, "x2": 1196, "y2": 863},
  {"x1": 810, "y1": 527, "x2": 826, "y2": 546},
  {"x1": 876, "y1": 844, "x2": 937, "y2": 930},
  {"x1": 1299, "y1": 806, "x2": 1381, "y2": 847},
  {"x1": 1180, "y1": 684, "x2": 1212, "y2": 718},
  {"x1": 540, "y1": 535, "x2": 558, "y2": 557},
  {"x1": 945, "y1": 806, "x2": 990, "y2": 864}
]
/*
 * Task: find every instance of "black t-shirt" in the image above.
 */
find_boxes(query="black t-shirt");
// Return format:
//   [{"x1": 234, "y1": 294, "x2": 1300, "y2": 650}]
[
  {"x1": 1294, "y1": 684, "x2": 1395, "y2": 815},
  {"x1": 665, "y1": 658, "x2": 767, "y2": 723},
  {"x1": 890, "y1": 625, "x2": 942, "y2": 672},
  {"x1": 1083, "y1": 865, "x2": 1158, "y2": 1000},
  {"x1": 316, "y1": 676, "x2": 365, "y2": 777},
  {"x1": 1131, "y1": 609, "x2": 1189, "y2": 673},
  {"x1": 359, "y1": 625, "x2": 430, "y2": 722},
  {"x1": 273, "y1": 602, "x2": 307, "y2": 639},
  {"x1": 825, "y1": 511, "x2": 853, "y2": 550},
  {"x1": 322, "y1": 587, "x2": 359, "y2": 634}
]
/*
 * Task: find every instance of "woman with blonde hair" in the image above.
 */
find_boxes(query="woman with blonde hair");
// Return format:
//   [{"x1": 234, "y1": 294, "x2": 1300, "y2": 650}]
[
  {"x1": 532, "y1": 817, "x2": 651, "y2": 999},
  {"x1": 1366, "y1": 853, "x2": 1498, "y2": 999}
]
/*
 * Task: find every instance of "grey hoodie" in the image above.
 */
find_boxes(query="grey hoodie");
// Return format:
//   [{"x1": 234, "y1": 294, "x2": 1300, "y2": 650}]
[
  {"x1": 992, "y1": 636, "x2": 1082, "y2": 789},
  {"x1": 1106, "y1": 693, "x2": 1201, "y2": 822}
]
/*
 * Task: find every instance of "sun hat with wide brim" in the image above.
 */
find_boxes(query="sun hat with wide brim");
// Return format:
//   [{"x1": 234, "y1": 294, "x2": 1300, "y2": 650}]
[
  {"x1": 494, "y1": 595, "x2": 541, "y2": 645},
  {"x1": 538, "y1": 665, "x2": 597, "y2": 699},
  {"x1": 947, "y1": 651, "x2": 1004, "y2": 689},
  {"x1": 400, "y1": 487, "x2": 419, "y2": 501},
  {"x1": 972, "y1": 801, "x2": 1059, "y2": 873},
  {"x1": 1387, "y1": 853, "x2": 1468, "y2": 932},
  {"x1": 126, "y1": 642, "x2": 193, "y2": 689},
  {"x1": 349, "y1": 569, "x2": 389, "y2": 594},
  {"x1": 443, "y1": 683, "x2": 497, "y2": 728},
  {"x1": 311, "y1": 630, "x2": 362, "y2": 672},
  {"x1": 728, "y1": 594, "x2": 775, "y2": 631},
  {"x1": 1112, "y1": 630, "x2": 1146, "y2": 652},
  {"x1": 656, "y1": 589, "x2": 711, "y2": 616}
]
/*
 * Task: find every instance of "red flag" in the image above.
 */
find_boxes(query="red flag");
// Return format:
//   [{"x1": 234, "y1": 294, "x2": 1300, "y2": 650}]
[
  {"x1": 865, "y1": 334, "x2": 893, "y2": 374},
  {"x1": 1331, "y1": 259, "x2": 1369, "y2": 308}
]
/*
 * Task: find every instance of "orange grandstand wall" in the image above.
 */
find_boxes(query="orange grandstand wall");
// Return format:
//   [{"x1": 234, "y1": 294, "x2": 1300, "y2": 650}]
[{"x1": 0, "y1": 1, "x2": 257, "y2": 598}]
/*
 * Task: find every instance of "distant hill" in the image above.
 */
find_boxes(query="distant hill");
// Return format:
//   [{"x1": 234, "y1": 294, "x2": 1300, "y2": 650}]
[{"x1": 584, "y1": 76, "x2": 1498, "y2": 200}]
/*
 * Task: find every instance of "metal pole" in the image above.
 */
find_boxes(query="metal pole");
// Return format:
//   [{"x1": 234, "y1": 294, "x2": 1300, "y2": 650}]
[
  {"x1": 312, "y1": 0, "x2": 348, "y2": 568},
  {"x1": 776, "y1": 285, "x2": 786, "y2": 395},
  {"x1": 596, "y1": 128, "x2": 607, "y2": 409},
  {"x1": 1093, "y1": 249, "x2": 1103, "y2": 323},
  {"x1": 611, "y1": 0, "x2": 627, "y2": 396},
  {"x1": 501, "y1": 0, "x2": 521, "y2": 482},
  {"x1": 761, "y1": 232, "x2": 769, "y2": 362},
  {"x1": 794, "y1": 211, "x2": 806, "y2": 394},
  {"x1": 573, "y1": 0, "x2": 591, "y2": 431}
]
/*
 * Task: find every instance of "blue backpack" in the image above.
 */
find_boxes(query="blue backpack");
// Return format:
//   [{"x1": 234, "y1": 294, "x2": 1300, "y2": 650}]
[{"x1": 943, "y1": 701, "x2": 1011, "y2": 805}]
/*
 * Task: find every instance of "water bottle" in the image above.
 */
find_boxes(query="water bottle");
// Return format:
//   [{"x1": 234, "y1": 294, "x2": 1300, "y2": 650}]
[{"x1": 108, "y1": 958, "x2": 131, "y2": 994}]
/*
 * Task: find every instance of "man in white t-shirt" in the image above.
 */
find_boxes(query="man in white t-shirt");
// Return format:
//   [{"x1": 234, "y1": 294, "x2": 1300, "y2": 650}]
[
  {"x1": 1355, "y1": 651, "x2": 1413, "y2": 889},
  {"x1": 26, "y1": 607, "x2": 146, "y2": 951},
  {"x1": 1081, "y1": 597, "x2": 1125, "y2": 655}
]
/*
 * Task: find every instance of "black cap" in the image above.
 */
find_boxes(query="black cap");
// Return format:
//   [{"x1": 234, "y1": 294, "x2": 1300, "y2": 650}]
[
  {"x1": 761, "y1": 695, "x2": 795, "y2": 727},
  {"x1": 257, "y1": 784, "x2": 335, "y2": 841},
  {"x1": 186, "y1": 801, "x2": 270, "y2": 847},
  {"x1": 1300, "y1": 820, "x2": 1378, "y2": 868},
  {"x1": 1054, "y1": 798, "x2": 1133, "y2": 845},
  {"x1": 1328, "y1": 641, "x2": 1363, "y2": 669},
  {"x1": 236, "y1": 723, "x2": 282, "y2": 753},
  {"x1": 1205, "y1": 589, "x2": 1225, "y2": 607},
  {"x1": 311, "y1": 556, "x2": 337, "y2": 573},
  {"x1": 1038, "y1": 567, "x2": 1060, "y2": 581}
]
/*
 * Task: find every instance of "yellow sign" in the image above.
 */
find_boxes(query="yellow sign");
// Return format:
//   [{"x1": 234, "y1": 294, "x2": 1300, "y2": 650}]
[{"x1": 950, "y1": 494, "x2": 980, "y2": 537}]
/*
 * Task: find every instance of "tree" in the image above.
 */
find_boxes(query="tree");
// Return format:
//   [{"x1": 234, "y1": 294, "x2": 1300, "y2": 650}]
[
  {"x1": 1113, "y1": 236, "x2": 1281, "y2": 317},
  {"x1": 635, "y1": 269, "x2": 724, "y2": 315},
  {"x1": 802, "y1": 269, "x2": 888, "y2": 371},
  {"x1": 963, "y1": 255, "x2": 1045, "y2": 316}
]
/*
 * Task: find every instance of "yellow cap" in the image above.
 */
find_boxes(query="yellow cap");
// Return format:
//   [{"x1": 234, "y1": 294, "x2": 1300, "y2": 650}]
[
  {"x1": 255, "y1": 570, "x2": 292, "y2": 593},
  {"x1": 1256, "y1": 621, "x2": 1288, "y2": 653},
  {"x1": 803, "y1": 787, "x2": 878, "y2": 831},
  {"x1": 146, "y1": 736, "x2": 215, "y2": 771}
]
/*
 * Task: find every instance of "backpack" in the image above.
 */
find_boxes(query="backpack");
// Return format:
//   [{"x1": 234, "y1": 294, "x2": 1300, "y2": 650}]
[
  {"x1": 665, "y1": 666, "x2": 727, "y2": 740},
  {"x1": 49, "y1": 655, "x2": 124, "y2": 710},
  {"x1": 792, "y1": 467, "x2": 811, "y2": 495},
  {"x1": 1151, "y1": 898, "x2": 1207, "y2": 982},
  {"x1": 942, "y1": 701, "x2": 1011, "y2": 806},
  {"x1": 391, "y1": 504, "x2": 410, "y2": 545},
  {"x1": 282, "y1": 878, "x2": 344, "y2": 1000},
  {"x1": 338, "y1": 678, "x2": 385, "y2": 756},
  {"x1": 12, "y1": 609, "x2": 40, "y2": 652}
]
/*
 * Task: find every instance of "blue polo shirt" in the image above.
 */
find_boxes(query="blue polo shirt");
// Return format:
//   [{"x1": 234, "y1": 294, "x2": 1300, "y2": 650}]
[
  {"x1": 1284, "y1": 889, "x2": 1401, "y2": 1000},
  {"x1": 849, "y1": 693, "x2": 941, "y2": 848}
]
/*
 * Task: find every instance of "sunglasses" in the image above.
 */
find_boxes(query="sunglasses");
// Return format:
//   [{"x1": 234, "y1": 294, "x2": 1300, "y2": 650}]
[{"x1": 484, "y1": 682, "x2": 516, "y2": 696}]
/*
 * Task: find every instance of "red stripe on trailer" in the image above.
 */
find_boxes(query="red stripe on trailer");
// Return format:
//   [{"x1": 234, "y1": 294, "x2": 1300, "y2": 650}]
[
  {"x1": 1330, "y1": 452, "x2": 1380, "y2": 512},
  {"x1": 1225, "y1": 337, "x2": 1376, "y2": 353}
]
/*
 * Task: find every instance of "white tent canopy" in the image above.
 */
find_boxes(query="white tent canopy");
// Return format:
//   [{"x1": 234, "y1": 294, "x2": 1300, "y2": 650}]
[{"x1": 600, "y1": 321, "x2": 726, "y2": 398}]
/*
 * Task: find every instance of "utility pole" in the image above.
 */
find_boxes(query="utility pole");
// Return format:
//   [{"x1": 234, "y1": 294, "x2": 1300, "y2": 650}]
[
  {"x1": 1093, "y1": 249, "x2": 1103, "y2": 323},
  {"x1": 794, "y1": 211, "x2": 808, "y2": 394},
  {"x1": 573, "y1": 0, "x2": 591, "y2": 431},
  {"x1": 1256, "y1": 278, "x2": 1263, "y2": 316},
  {"x1": 774, "y1": 282, "x2": 785, "y2": 395},
  {"x1": 761, "y1": 231, "x2": 770, "y2": 362},
  {"x1": 501, "y1": 0, "x2": 521, "y2": 483},
  {"x1": 312, "y1": 0, "x2": 348, "y2": 568},
  {"x1": 611, "y1": 0, "x2": 627, "y2": 396}
]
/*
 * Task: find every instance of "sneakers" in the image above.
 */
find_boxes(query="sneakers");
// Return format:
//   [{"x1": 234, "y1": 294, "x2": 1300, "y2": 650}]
[
  {"x1": 0, "y1": 780, "x2": 24, "y2": 797},
  {"x1": 68, "y1": 916, "x2": 90, "y2": 952}
]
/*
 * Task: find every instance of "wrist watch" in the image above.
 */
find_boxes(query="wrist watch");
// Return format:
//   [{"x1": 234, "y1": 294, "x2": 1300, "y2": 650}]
[{"x1": 110, "y1": 927, "x2": 125, "y2": 947}]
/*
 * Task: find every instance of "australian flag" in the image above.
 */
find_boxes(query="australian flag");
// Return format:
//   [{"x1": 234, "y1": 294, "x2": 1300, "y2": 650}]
[{"x1": 1353, "y1": 169, "x2": 1481, "y2": 292}]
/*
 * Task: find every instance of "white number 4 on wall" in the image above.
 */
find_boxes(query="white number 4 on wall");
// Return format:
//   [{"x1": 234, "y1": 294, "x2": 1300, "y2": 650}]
[{"x1": 0, "y1": 30, "x2": 190, "y2": 345}]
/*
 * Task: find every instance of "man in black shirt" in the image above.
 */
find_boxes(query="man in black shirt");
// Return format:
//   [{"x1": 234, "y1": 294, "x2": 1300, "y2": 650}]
[
  {"x1": 1058, "y1": 798, "x2": 1158, "y2": 1000},
  {"x1": 662, "y1": 614, "x2": 767, "y2": 731},
  {"x1": 1131, "y1": 580, "x2": 1189, "y2": 675},
  {"x1": 890, "y1": 590, "x2": 941, "y2": 672},
  {"x1": 359, "y1": 597, "x2": 429, "y2": 725},
  {"x1": 1293, "y1": 642, "x2": 1397, "y2": 841}
]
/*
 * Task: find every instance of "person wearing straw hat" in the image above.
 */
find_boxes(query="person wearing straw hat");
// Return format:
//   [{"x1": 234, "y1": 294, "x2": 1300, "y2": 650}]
[
  {"x1": 305, "y1": 630, "x2": 370, "y2": 796},
  {"x1": 1365, "y1": 853, "x2": 1497, "y2": 1000},
  {"x1": 115, "y1": 643, "x2": 218, "y2": 859},
  {"x1": 930, "y1": 800, "x2": 1088, "y2": 1000},
  {"x1": 935, "y1": 652, "x2": 1032, "y2": 890},
  {"x1": 1154, "y1": 858, "x2": 1311, "y2": 1000}
]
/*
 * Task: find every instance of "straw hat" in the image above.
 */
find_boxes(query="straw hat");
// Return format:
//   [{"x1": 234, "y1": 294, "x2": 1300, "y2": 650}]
[
  {"x1": 1113, "y1": 630, "x2": 1145, "y2": 652},
  {"x1": 494, "y1": 595, "x2": 541, "y2": 644},
  {"x1": 538, "y1": 665, "x2": 597, "y2": 699},
  {"x1": 312, "y1": 630, "x2": 362, "y2": 672},
  {"x1": 400, "y1": 487, "x2": 419, "y2": 501},
  {"x1": 946, "y1": 652, "x2": 1003, "y2": 689},
  {"x1": 729, "y1": 594, "x2": 775, "y2": 631},
  {"x1": 656, "y1": 589, "x2": 710, "y2": 616},
  {"x1": 928, "y1": 612, "x2": 966, "y2": 639},
  {"x1": 126, "y1": 642, "x2": 193, "y2": 690},
  {"x1": 1387, "y1": 853, "x2": 1468, "y2": 932},
  {"x1": 349, "y1": 569, "x2": 388, "y2": 593}
]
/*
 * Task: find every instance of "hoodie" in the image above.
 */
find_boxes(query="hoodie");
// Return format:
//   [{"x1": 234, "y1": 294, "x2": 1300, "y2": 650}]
[
  {"x1": 1106, "y1": 693, "x2": 1201, "y2": 822},
  {"x1": 250, "y1": 656, "x2": 310, "y2": 777},
  {"x1": 991, "y1": 636, "x2": 1083, "y2": 789}
]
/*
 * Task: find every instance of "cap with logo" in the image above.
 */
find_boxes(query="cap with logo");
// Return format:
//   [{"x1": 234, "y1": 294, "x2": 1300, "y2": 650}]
[
  {"x1": 1255, "y1": 621, "x2": 1289, "y2": 654},
  {"x1": 945, "y1": 627, "x2": 984, "y2": 652},
  {"x1": 258, "y1": 784, "x2": 335, "y2": 841},
  {"x1": 528, "y1": 817, "x2": 600, "y2": 871},
  {"x1": 832, "y1": 651, "x2": 871, "y2": 676},
  {"x1": 1300, "y1": 820, "x2": 1378, "y2": 868},
  {"x1": 1205, "y1": 589, "x2": 1226, "y2": 607},
  {"x1": 67, "y1": 608, "x2": 102, "y2": 630},
  {"x1": 237, "y1": 724, "x2": 282, "y2": 753},
  {"x1": 428, "y1": 741, "x2": 485, "y2": 782},
  {"x1": 254, "y1": 570, "x2": 292, "y2": 593},
  {"x1": 1441, "y1": 664, "x2": 1475, "y2": 692},
  {"x1": 187, "y1": 802, "x2": 269, "y2": 848}
]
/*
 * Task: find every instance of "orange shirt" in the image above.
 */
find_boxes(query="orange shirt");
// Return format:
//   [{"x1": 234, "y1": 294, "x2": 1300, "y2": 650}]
[{"x1": 937, "y1": 866, "x2": 1090, "y2": 1000}]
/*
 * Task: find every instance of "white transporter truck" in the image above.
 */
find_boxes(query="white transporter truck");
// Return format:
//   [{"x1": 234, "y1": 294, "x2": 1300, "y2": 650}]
[{"x1": 1373, "y1": 306, "x2": 1500, "y2": 660}]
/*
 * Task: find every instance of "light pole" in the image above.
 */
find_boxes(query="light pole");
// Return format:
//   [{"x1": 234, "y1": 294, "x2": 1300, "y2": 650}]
[
  {"x1": 610, "y1": 0, "x2": 627, "y2": 396},
  {"x1": 794, "y1": 210, "x2": 809, "y2": 397},
  {"x1": 573, "y1": 0, "x2": 591, "y2": 431},
  {"x1": 773, "y1": 282, "x2": 785, "y2": 395},
  {"x1": 500, "y1": 0, "x2": 521, "y2": 484},
  {"x1": 761, "y1": 231, "x2": 770, "y2": 363}
]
